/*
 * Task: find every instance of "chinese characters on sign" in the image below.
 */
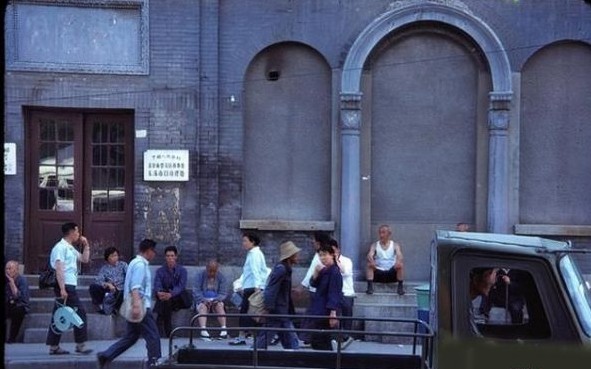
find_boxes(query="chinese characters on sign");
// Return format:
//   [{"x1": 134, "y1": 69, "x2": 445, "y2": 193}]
[
  {"x1": 4, "y1": 143, "x2": 17, "y2": 175},
  {"x1": 143, "y1": 150, "x2": 189, "y2": 181}
]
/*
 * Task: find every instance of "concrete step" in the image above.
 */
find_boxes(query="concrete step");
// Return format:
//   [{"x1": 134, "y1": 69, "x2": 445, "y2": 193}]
[
  {"x1": 23, "y1": 313, "x2": 126, "y2": 343},
  {"x1": 352, "y1": 280, "x2": 428, "y2": 293},
  {"x1": 28, "y1": 285, "x2": 93, "y2": 299},
  {"x1": 354, "y1": 303, "x2": 420, "y2": 344},
  {"x1": 28, "y1": 297, "x2": 98, "y2": 313},
  {"x1": 355, "y1": 292, "x2": 417, "y2": 305},
  {"x1": 24, "y1": 274, "x2": 97, "y2": 288}
]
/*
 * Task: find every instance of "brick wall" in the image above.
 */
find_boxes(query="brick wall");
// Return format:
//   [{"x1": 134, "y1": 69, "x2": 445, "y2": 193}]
[{"x1": 4, "y1": 0, "x2": 591, "y2": 275}]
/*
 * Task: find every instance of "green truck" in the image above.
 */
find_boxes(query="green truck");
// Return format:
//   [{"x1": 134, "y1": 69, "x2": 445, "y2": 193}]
[{"x1": 159, "y1": 231, "x2": 591, "y2": 369}]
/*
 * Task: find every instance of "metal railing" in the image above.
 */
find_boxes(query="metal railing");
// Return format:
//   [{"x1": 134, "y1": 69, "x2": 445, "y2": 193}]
[{"x1": 165, "y1": 312, "x2": 434, "y2": 369}]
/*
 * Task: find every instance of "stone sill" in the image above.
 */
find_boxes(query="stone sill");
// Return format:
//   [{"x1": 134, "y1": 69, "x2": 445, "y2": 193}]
[
  {"x1": 239, "y1": 219, "x2": 335, "y2": 232},
  {"x1": 514, "y1": 224, "x2": 591, "y2": 237}
]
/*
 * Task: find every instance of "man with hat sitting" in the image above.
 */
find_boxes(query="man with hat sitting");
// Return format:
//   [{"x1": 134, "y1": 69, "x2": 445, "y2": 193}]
[{"x1": 254, "y1": 241, "x2": 301, "y2": 350}]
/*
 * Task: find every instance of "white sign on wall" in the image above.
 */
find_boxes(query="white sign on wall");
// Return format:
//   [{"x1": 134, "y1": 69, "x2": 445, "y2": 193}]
[
  {"x1": 144, "y1": 150, "x2": 189, "y2": 181},
  {"x1": 4, "y1": 143, "x2": 17, "y2": 175}
]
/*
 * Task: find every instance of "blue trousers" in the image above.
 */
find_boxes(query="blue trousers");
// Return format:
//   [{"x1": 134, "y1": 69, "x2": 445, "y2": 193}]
[
  {"x1": 99, "y1": 309, "x2": 161, "y2": 365},
  {"x1": 255, "y1": 318, "x2": 299, "y2": 350}
]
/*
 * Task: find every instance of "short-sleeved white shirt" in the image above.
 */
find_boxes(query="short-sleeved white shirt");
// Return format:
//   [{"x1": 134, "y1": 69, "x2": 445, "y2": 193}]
[{"x1": 50, "y1": 238, "x2": 80, "y2": 286}]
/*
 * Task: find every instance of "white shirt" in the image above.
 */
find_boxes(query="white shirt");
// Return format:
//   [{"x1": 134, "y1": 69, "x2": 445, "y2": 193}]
[
  {"x1": 375, "y1": 240, "x2": 397, "y2": 270},
  {"x1": 50, "y1": 238, "x2": 80, "y2": 286},
  {"x1": 241, "y1": 246, "x2": 268, "y2": 289},
  {"x1": 301, "y1": 253, "x2": 321, "y2": 292},
  {"x1": 338, "y1": 254, "x2": 355, "y2": 297}
]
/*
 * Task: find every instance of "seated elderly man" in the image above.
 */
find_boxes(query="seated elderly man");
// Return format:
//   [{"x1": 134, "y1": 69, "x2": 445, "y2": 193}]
[
  {"x1": 193, "y1": 259, "x2": 229, "y2": 340},
  {"x1": 366, "y1": 225, "x2": 405, "y2": 295},
  {"x1": 5, "y1": 260, "x2": 30, "y2": 343}
]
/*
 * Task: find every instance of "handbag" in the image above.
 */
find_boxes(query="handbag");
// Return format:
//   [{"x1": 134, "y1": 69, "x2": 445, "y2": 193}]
[
  {"x1": 119, "y1": 293, "x2": 147, "y2": 323},
  {"x1": 247, "y1": 289, "x2": 267, "y2": 322},
  {"x1": 119, "y1": 259, "x2": 148, "y2": 322},
  {"x1": 39, "y1": 263, "x2": 57, "y2": 289}
]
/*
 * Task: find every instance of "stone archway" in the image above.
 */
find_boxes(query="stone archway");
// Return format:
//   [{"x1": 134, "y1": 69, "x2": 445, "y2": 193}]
[{"x1": 338, "y1": 1, "x2": 513, "y2": 269}]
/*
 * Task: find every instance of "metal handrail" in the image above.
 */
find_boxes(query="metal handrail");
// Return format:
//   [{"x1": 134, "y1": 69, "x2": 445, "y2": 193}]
[{"x1": 168, "y1": 313, "x2": 434, "y2": 369}]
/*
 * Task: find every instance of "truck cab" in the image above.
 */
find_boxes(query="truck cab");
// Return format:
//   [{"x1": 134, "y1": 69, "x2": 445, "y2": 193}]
[{"x1": 432, "y1": 231, "x2": 591, "y2": 368}]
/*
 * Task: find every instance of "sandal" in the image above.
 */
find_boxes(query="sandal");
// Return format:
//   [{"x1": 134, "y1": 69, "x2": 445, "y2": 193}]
[{"x1": 49, "y1": 347, "x2": 70, "y2": 355}]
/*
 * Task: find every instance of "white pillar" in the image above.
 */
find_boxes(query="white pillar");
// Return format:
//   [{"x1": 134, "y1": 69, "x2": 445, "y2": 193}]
[
  {"x1": 339, "y1": 92, "x2": 363, "y2": 275},
  {"x1": 487, "y1": 91, "x2": 513, "y2": 234}
]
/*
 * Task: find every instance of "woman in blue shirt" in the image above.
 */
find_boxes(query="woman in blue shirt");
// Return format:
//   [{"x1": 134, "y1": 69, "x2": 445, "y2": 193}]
[{"x1": 309, "y1": 242, "x2": 343, "y2": 350}]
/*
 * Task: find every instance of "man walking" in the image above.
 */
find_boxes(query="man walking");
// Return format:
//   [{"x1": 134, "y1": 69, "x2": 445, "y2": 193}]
[
  {"x1": 97, "y1": 239, "x2": 161, "y2": 368},
  {"x1": 255, "y1": 241, "x2": 301, "y2": 350},
  {"x1": 46, "y1": 222, "x2": 92, "y2": 355}
]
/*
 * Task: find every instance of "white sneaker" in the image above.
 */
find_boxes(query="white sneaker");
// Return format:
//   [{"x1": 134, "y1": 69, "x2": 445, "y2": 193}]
[
  {"x1": 219, "y1": 330, "x2": 228, "y2": 339},
  {"x1": 343, "y1": 336, "x2": 354, "y2": 349},
  {"x1": 331, "y1": 339, "x2": 338, "y2": 352},
  {"x1": 200, "y1": 330, "x2": 211, "y2": 341}
]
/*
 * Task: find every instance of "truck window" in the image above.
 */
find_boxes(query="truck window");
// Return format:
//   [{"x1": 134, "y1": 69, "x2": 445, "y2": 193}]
[
  {"x1": 559, "y1": 255, "x2": 591, "y2": 337},
  {"x1": 469, "y1": 267, "x2": 551, "y2": 340}
]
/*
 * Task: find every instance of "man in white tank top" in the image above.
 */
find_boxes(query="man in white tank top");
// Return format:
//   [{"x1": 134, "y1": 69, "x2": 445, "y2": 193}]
[{"x1": 365, "y1": 225, "x2": 405, "y2": 295}]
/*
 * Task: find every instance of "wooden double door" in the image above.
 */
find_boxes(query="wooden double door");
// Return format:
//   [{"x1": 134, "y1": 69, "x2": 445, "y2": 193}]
[{"x1": 26, "y1": 109, "x2": 134, "y2": 273}]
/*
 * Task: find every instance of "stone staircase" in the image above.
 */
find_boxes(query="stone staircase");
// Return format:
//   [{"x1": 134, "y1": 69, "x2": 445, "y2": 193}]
[
  {"x1": 352, "y1": 281, "x2": 428, "y2": 344},
  {"x1": 15, "y1": 272, "x2": 428, "y2": 344}
]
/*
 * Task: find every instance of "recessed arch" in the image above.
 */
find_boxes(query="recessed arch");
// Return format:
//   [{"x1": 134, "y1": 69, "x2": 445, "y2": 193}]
[
  {"x1": 243, "y1": 41, "x2": 332, "y2": 221},
  {"x1": 341, "y1": 2, "x2": 511, "y2": 94}
]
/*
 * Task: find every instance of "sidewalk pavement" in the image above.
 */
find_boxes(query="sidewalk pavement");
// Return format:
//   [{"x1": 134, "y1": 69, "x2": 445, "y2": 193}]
[
  {"x1": 4, "y1": 337, "x2": 420, "y2": 369},
  {"x1": 4, "y1": 339, "x2": 174, "y2": 369}
]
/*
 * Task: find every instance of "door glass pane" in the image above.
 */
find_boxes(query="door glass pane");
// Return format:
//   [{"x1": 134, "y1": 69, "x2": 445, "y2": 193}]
[
  {"x1": 39, "y1": 165, "x2": 57, "y2": 210},
  {"x1": 40, "y1": 120, "x2": 56, "y2": 141},
  {"x1": 38, "y1": 118, "x2": 75, "y2": 212},
  {"x1": 109, "y1": 145, "x2": 125, "y2": 166},
  {"x1": 108, "y1": 190, "x2": 125, "y2": 211},
  {"x1": 93, "y1": 145, "x2": 108, "y2": 166},
  {"x1": 57, "y1": 143, "x2": 74, "y2": 165},
  {"x1": 110, "y1": 168, "x2": 125, "y2": 188},
  {"x1": 39, "y1": 143, "x2": 56, "y2": 165},
  {"x1": 92, "y1": 167, "x2": 109, "y2": 189},
  {"x1": 91, "y1": 121, "x2": 126, "y2": 213},
  {"x1": 110, "y1": 124, "x2": 125, "y2": 143},
  {"x1": 56, "y1": 166, "x2": 74, "y2": 211},
  {"x1": 57, "y1": 120, "x2": 74, "y2": 141},
  {"x1": 92, "y1": 122, "x2": 109, "y2": 144}
]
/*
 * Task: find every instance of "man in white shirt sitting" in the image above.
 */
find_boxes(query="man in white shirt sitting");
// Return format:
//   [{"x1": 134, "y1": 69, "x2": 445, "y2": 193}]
[{"x1": 366, "y1": 225, "x2": 405, "y2": 295}]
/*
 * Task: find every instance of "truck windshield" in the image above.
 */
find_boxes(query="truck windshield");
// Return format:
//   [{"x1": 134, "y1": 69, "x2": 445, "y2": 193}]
[{"x1": 559, "y1": 255, "x2": 591, "y2": 336}]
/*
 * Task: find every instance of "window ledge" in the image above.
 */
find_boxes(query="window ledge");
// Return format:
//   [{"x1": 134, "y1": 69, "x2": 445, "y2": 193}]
[
  {"x1": 239, "y1": 219, "x2": 335, "y2": 232},
  {"x1": 514, "y1": 224, "x2": 591, "y2": 237}
]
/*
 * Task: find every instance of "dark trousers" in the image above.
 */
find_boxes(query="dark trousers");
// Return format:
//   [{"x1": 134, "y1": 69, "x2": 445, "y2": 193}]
[
  {"x1": 89, "y1": 283, "x2": 108, "y2": 305},
  {"x1": 6, "y1": 303, "x2": 27, "y2": 343},
  {"x1": 154, "y1": 295, "x2": 187, "y2": 337},
  {"x1": 99, "y1": 309, "x2": 161, "y2": 366},
  {"x1": 255, "y1": 317, "x2": 299, "y2": 350},
  {"x1": 46, "y1": 284, "x2": 88, "y2": 345},
  {"x1": 239, "y1": 288, "x2": 258, "y2": 330},
  {"x1": 341, "y1": 296, "x2": 355, "y2": 339},
  {"x1": 299, "y1": 291, "x2": 316, "y2": 342},
  {"x1": 310, "y1": 319, "x2": 335, "y2": 351},
  {"x1": 89, "y1": 284, "x2": 123, "y2": 314}
]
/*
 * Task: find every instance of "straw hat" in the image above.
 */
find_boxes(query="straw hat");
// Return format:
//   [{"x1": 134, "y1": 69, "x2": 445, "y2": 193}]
[{"x1": 279, "y1": 241, "x2": 301, "y2": 261}]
